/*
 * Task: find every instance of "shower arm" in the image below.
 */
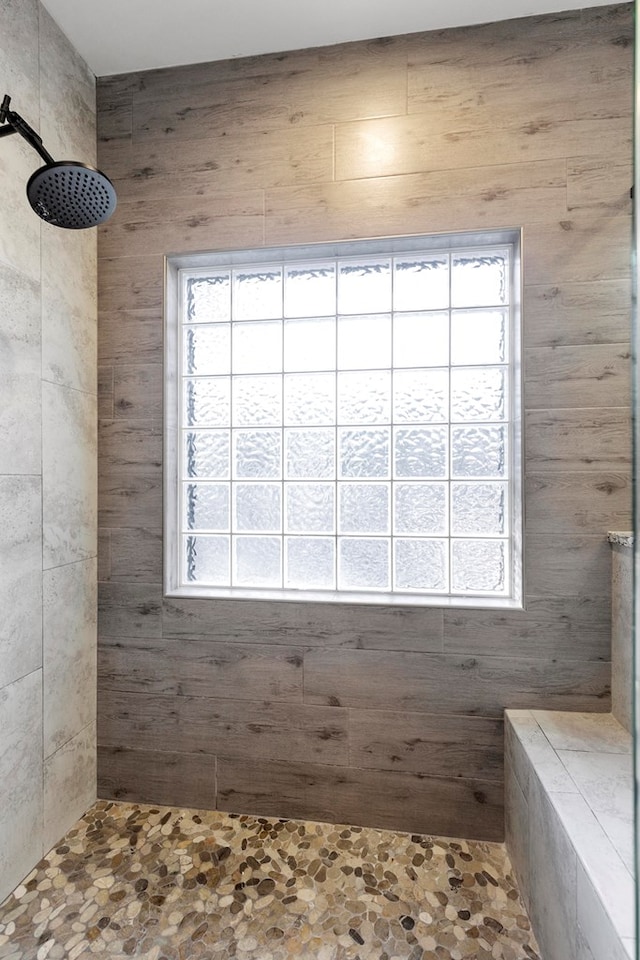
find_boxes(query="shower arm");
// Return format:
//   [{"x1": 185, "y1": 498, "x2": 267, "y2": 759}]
[{"x1": 0, "y1": 94, "x2": 54, "y2": 166}]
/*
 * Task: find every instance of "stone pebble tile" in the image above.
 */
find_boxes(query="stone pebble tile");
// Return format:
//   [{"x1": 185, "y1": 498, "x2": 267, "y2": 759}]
[{"x1": 0, "y1": 801, "x2": 540, "y2": 960}]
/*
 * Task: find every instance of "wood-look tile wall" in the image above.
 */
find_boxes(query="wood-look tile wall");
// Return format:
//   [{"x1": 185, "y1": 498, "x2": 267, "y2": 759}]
[{"x1": 96, "y1": 3, "x2": 633, "y2": 842}]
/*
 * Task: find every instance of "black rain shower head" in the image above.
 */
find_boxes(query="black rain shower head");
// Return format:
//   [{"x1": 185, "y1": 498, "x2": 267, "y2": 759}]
[
  {"x1": 0, "y1": 94, "x2": 116, "y2": 229},
  {"x1": 27, "y1": 161, "x2": 116, "y2": 229}
]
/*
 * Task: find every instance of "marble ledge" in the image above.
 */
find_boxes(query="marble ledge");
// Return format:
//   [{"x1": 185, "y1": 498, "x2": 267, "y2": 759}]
[{"x1": 608, "y1": 531, "x2": 634, "y2": 548}]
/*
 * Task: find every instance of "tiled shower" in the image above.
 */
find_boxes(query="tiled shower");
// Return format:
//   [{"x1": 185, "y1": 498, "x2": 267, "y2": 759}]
[{"x1": 0, "y1": 0, "x2": 634, "y2": 957}]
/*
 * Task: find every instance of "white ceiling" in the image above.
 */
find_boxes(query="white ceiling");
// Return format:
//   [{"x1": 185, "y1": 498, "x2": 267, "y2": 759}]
[{"x1": 42, "y1": 0, "x2": 611, "y2": 77}]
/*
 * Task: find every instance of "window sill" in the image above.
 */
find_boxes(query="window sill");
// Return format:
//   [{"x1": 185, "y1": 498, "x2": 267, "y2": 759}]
[{"x1": 164, "y1": 584, "x2": 525, "y2": 610}]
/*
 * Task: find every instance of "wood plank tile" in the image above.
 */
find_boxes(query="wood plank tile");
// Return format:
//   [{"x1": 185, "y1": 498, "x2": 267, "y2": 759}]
[
  {"x1": 98, "y1": 136, "x2": 133, "y2": 184},
  {"x1": 406, "y1": 6, "x2": 632, "y2": 115},
  {"x1": 409, "y1": 66, "x2": 630, "y2": 130},
  {"x1": 98, "y1": 192, "x2": 265, "y2": 260},
  {"x1": 96, "y1": 95, "x2": 133, "y2": 183},
  {"x1": 349, "y1": 711, "x2": 504, "y2": 781},
  {"x1": 98, "y1": 690, "x2": 349, "y2": 765},
  {"x1": 98, "y1": 74, "x2": 147, "y2": 101},
  {"x1": 98, "y1": 527, "x2": 111, "y2": 582},
  {"x1": 98, "y1": 310, "x2": 163, "y2": 365},
  {"x1": 98, "y1": 472, "x2": 162, "y2": 529},
  {"x1": 114, "y1": 126, "x2": 334, "y2": 204},
  {"x1": 336, "y1": 115, "x2": 627, "y2": 181},
  {"x1": 567, "y1": 157, "x2": 632, "y2": 215},
  {"x1": 109, "y1": 526, "x2": 162, "y2": 582},
  {"x1": 525, "y1": 471, "x2": 631, "y2": 535},
  {"x1": 525, "y1": 408, "x2": 631, "y2": 473},
  {"x1": 197, "y1": 699, "x2": 339, "y2": 755},
  {"x1": 523, "y1": 280, "x2": 631, "y2": 348},
  {"x1": 266, "y1": 161, "x2": 569, "y2": 245},
  {"x1": 162, "y1": 597, "x2": 443, "y2": 652},
  {"x1": 524, "y1": 343, "x2": 631, "y2": 409},
  {"x1": 99, "y1": 57, "x2": 265, "y2": 104},
  {"x1": 98, "y1": 256, "x2": 164, "y2": 314},
  {"x1": 96, "y1": 95, "x2": 132, "y2": 141},
  {"x1": 112, "y1": 365, "x2": 162, "y2": 419},
  {"x1": 99, "y1": 419, "x2": 162, "y2": 475},
  {"x1": 303, "y1": 649, "x2": 610, "y2": 718},
  {"x1": 97, "y1": 365, "x2": 113, "y2": 420},
  {"x1": 104, "y1": 36, "x2": 409, "y2": 106},
  {"x1": 523, "y1": 217, "x2": 631, "y2": 285},
  {"x1": 583, "y1": 4, "x2": 634, "y2": 30},
  {"x1": 525, "y1": 534, "x2": 611, "y2": 599},
  {"x1": 130, "y1": 41, "x2": 408, "y2": 142},
  {"x1": 217, "y1": 757, "x2": 504, "y2": 841},
  {"x1": 98, "y1": 582, "x2": 162, "y2": 638},
  {"x1": 444, "y1": 596, "x2": 610, "y2": 662},
  {"x1": 98, "y1": 689, "x2": 178, "y2": 752},
  {"x1": 98, "y1": 745, "x2": 216, "y2": 808},
  {"x1": 99, "y1": 636, "x2": 304, "y2": 702}
]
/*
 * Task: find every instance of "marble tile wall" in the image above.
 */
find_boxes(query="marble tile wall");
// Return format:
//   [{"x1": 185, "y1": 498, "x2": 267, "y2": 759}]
[
  {"x1": 0, "y1": 0, "x2": 97, "y2": 905},
  {"x1": 96, "y1": 2, "x2": 633, "y2": 839}
]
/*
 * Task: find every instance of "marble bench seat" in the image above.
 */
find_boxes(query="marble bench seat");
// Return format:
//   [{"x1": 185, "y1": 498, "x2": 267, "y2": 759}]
[{"x1": 505, "y1": 709, "x2": 634, "y2": 960}]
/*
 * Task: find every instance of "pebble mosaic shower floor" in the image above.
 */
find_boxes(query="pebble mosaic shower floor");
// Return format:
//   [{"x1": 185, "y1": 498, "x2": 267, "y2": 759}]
[{"x1": 0, "y1": 801, "x2": 539, "y2": 960}]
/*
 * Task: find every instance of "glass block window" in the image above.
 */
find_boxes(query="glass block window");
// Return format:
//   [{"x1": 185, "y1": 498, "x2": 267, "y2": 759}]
[{"x1": 166, "y1": 232, "x2": 523, "y2": 606}]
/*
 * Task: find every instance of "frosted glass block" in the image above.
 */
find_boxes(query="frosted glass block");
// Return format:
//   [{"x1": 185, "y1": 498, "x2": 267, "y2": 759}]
[
  {"x1": 338, "y1": 538, "x2": 390, "y2": 591},
  {"x1": 234, "y1": 483, "x2": 281, "y2": 532},
  {"x1": 184, "y1": 430, "x2": 229, "y2": 479},
  {"x1": 232, "y1": 375, "x2": 282, "y2": 427},
  {"x1": 338, "y1": 314, "x2": 391, "y2": 370},
  {"x1": 394, "y1": 539, "x2": 448, "y2": 591},
  {"x1": 339, "y1": 483, "x2": 389, "y2": 534},
  {"x1": 285, "y1": 537, "x2": 335, "y2": 589},
  {"x1": 284, "y1": 317, "x2": 335, "y2": 372},
  {"x1": 284, "y1": 373, "x2": 335, "y2": 425},
  {"x1": 451, "y1": 367, "x2": 506, "y2": 422},
  {"x1": 451, "y1": 482, "x2": 507, "y2": 536},
  {"x1": 451, "y1": 425, "x2": 507, "y2": 478},
  {"x1": 338, "y1": 259, "x2": 391, "y2": 314},
  {"x1": 394, "y1": 483, "x2": 447, "y2": 535},
  {"x1": 184, "y1": 482, "x2": 229, "y2": 531},
  {"x1": 393, "y1": 255, "x2": 449, "y2": 311},
  {"x1": 233, "y1": 429, "x2": 281, "y2": 478},
  {"x1": 233, "y1": 320, "x2": 282, "y2": 374},
  {"x1": 393, "y1": 369, "x2": 448, "y2": 423},
  {"x1": 451, "y1": 539, "x2": 507, "y2": 593},
  {"x1": 284, "y1": 262, "x2": 336, "y2": 318},
  {"x1": 338, "y1": 371, "x2": 391, "y2": 425},
  {"x1": 394, "y1": 427, "x2": 447, "y2": 478},
  {"x1": 339, "y1": 428, "x2": 390, "y2": 478},
  {"x1": 451, "y1": 251, "x2": 508, "y2": 308},
  {"x1": 286, "y1": 483, "x2": 334, "y2": 533},
  {"x1": 186, "y1": 273, "x2": 231, "y2": 323},
  {"x1": 233, "y1": 267, "x2": 283, "y2": 321},
  {"x1": 451, "y1": 310, "x2": 507, "y2": 365},
  {"x1": 285, "y1": 428, "x2": 335, "y2": 479},
  {"x1": 184, "y1": 535, "x2": 230, "y2": 584},
  {"x1": 184, "y1": 324, "x2": 231, "y2": 376},
  {"x1": 234, "y1": 536, "x2": 281, "y2": 587},
  {"x1": 393, "y1": 311, "x2": 449, "y2": 368},
  {"x1": 185, "y1": 378, "x2": 230, "y2": 427}
]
